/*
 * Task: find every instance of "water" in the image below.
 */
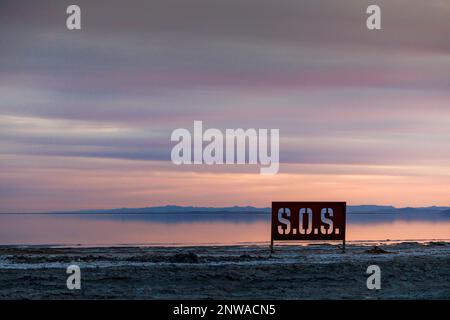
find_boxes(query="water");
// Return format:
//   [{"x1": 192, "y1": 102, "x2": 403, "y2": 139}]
[{"x1": 0, "y1": 213, "x2": 449, "y2": 246}]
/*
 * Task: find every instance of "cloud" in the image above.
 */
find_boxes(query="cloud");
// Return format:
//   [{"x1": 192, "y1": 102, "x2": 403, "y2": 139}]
[{"x1": 0, "y1": 0, "x2": 449, "y2": 210}]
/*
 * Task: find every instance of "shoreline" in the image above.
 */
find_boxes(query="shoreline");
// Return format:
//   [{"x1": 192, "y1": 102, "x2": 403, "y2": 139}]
[
  {"x1": 0, "y1": 242, "x2": 449, "y2": 299},
  {"x1": 0, "y1": 238, "x2": 449, "y2": 249}
]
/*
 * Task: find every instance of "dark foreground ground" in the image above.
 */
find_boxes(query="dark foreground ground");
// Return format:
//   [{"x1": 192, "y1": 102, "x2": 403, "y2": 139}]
[{"x1": 0, "y1": 242, "x2": 449, "y2": 299}]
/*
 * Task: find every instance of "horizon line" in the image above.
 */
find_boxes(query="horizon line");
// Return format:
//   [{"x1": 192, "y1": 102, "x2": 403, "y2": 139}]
[{"x1": 1, "y1": 203, "x2": 450, "y2": 214}]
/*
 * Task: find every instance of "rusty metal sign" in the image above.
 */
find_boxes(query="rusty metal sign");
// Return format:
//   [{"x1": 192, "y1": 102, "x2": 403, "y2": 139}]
[{"x1": 271, "y1": 202, "x2": 346, "y2": 252}]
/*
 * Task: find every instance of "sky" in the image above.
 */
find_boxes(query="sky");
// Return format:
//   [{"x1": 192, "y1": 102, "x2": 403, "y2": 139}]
[{"x1": 1, "y1": 0, "x2": 450, "y2": 212}]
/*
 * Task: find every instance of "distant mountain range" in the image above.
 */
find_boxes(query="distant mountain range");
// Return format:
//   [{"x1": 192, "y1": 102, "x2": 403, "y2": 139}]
[
  {"x1": 76, "y1": 205, "x2": 268, "y2": 214},
  {"x1": 67, "y1": 205, "x2": 450, "y2": 215}
]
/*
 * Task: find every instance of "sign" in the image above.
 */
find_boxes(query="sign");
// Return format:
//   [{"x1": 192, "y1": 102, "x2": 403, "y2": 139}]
[{"x1": 271, "y1": 202, "x2": 346, "y2": 252}]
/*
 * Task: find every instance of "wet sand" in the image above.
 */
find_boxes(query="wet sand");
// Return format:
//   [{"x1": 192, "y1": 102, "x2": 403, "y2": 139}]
[{"x1": 0, "y1": 242, "x2": 449, "y2": 299}]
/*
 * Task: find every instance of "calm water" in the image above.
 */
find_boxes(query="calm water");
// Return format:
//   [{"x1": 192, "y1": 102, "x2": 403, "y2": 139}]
[{"x1": 0, "y1": 213, "x2": 449, "y2": 246}]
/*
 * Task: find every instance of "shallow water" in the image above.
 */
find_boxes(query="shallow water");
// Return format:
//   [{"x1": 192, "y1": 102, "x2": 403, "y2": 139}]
[{"x1": 0, "y1": 213, "x2": 449, "y2": 246}]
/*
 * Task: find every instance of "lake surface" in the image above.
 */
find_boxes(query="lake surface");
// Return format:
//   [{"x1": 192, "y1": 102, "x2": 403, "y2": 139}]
[{"x1": 0, "y1": 213, "x2": 449, "y2": 246}]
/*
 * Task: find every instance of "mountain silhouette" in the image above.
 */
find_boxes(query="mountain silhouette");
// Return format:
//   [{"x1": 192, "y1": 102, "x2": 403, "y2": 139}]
[{"x1": 58, "y1": 204, "x2": 450, "y2": 214}]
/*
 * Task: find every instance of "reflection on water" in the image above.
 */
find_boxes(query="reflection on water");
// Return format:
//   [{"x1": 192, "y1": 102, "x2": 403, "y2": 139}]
[{"x1": 0, "y1": 213, "x2": 449, "y2": 246}]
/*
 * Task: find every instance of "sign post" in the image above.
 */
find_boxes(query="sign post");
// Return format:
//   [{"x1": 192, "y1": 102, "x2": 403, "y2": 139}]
[{"x1": 270, "y1": 202, "x2": 346, "y2": 253}]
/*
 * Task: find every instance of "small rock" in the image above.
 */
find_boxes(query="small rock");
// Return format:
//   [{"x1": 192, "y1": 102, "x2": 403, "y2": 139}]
[
  {"x1": 171, "y1": 252, "x2": 199, "y2": 263},
  {"x1": 364, "y1": 246, "x2": 389, "y2": 254}
]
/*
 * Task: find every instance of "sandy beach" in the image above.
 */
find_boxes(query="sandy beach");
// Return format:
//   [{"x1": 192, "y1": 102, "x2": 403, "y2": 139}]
[{"x1": 0, "y1": 242, "x2": 449, "y2": 300}]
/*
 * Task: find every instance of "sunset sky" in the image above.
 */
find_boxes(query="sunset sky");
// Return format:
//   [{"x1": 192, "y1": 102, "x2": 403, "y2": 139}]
[{"x1": 1, "y1": 0, "x2": 450, "y2": 212}]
